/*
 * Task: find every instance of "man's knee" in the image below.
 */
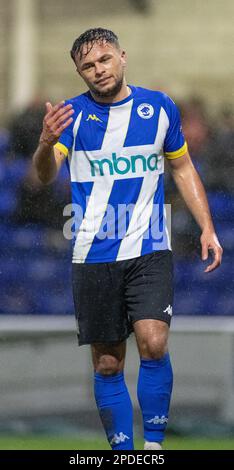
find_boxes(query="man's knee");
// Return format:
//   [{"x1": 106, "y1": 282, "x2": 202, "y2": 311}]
[
  {"x1": 141, "y1": 336, "x2": 168, "y2": 359},
  {"x1": 139, "y1": 330, "x2": 168, "y2": 360},
  {"x1": 95, "y1": 354, "x2": 123, "y2": 375},
  {"x1": 134, "y1": 319, "x2": 169, "y2": 360},
  {"x1": 91, "y1": 343, "x2": 126, "y2": 375}
]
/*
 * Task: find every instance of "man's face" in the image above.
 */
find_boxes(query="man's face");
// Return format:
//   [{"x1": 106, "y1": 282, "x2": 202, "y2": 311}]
[{"x1": 75, "y1": 41, "x2": 127, "y2": 98}]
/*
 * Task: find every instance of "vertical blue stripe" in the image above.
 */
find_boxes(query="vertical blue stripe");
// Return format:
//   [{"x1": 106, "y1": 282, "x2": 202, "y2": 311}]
[
  {"x1": 85, "y1": 177, "x2": 144, "y2": 262},
  {"x1": 141, "y1": 174, "x2": 169, "y2": 254},
  {"x1": 74, "y1": 101, "x2": 110, "y2": 151},
  {"x1": 124, "y1": 94, "x2": 160, "y2": 147},
  {"x1": 163, "y1": 94, "x2": 185, "y2": 153}
]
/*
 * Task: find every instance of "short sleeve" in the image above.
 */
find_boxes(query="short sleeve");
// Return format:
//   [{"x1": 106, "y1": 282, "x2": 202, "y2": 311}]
[{"x1": 163, "y1": 95, "x2": 187, "y2": 159}]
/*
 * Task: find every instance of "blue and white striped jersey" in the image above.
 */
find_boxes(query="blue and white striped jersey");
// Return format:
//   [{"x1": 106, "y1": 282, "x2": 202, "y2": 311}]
[{"x1": 55, "y1": 86, "x2": 187, "y2": 263}]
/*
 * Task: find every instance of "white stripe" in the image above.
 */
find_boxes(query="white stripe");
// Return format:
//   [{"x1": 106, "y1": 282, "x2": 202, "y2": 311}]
[
  {"x1": 116, "y1": 172, "x2": 159, "y2": 260},
  {"x1": 73, "y1": 103, "x2": 133, "y2": 262},
  {"x1": 150, "y1": 108, "x2": 170, "y2": 251},
  {"x1": 116, "y1": 106, "x2": 169, "y2": 260},
  {"x1": 68, "y1": 111, "x2": 82, "y2": 164},
  {"x1": 72, "y1": 178, "x2": 114, "y2": 262},
  {"x1": 154, "y1": 106, "x2": 169, "y2": 149},
  {"x1": 164, "y1": 205, "x2": 171, "y2": 250},
  {"x1": 155, "y1": 109, "x2": 171, "y2": 250},
  {"x1": 101, "y1": 100, "x2": 133, "y2": 153}
]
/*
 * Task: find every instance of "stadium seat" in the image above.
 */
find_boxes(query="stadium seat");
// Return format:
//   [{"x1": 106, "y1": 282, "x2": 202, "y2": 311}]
[
  {"x1": 215, "y1": 222, "x2": 234, "y2": 251},
  {"x1": 0, "y1": 188, "x2": 17, "y2": 216},
  {"x1": 207, "y1": 191, "x2": 234, "y2": 221},
  {"x1": 5, "y1": 158, "x2": 29, "y2": 186}
]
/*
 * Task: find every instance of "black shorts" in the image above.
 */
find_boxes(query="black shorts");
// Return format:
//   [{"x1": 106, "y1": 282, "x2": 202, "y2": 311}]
[{"x1": 72, "y1": 250, "x2": 173, "y2": 346}]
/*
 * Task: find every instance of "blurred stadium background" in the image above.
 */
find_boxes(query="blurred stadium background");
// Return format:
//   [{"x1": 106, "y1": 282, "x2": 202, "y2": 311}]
[{"x1": 0, "y1": 0, "x2": 234, "y2": 450}]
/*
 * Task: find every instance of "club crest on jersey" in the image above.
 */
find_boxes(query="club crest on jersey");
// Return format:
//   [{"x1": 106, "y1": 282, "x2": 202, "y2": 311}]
[
  {"x1": 86, "y1": 114, "x2": 103, "y2": 122},
  {"x1": 137, "y1": 103, "x2": 154, "y2": 119}
]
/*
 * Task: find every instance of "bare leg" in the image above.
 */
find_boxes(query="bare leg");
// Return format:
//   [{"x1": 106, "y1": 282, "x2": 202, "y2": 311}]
[
  {"x1": 91, "y1": 341, "x2": 126, "y2": 374},
  {"x1": 133, "y1": 319, "x2": 169, "y2": 359}
]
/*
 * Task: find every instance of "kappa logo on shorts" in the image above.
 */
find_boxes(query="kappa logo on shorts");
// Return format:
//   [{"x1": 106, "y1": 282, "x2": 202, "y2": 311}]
[
  {"x1": 137, "y1": 103, "x2": 154, "y2": 119},
  {"x1": 163, "y1": 305, "x2": 173, "y2": 316}
]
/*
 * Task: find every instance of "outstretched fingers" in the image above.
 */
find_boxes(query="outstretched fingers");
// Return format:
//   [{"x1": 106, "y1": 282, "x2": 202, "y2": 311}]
[
  {"x1": 45, "y1": 100, "x2": 65, "y2": 119},
  {"x1": 41, "y1": 101, "x2": 74, "y2": 145},
  {"x1": 54, "y1": 116, "x2": 74, "y2": 136}
]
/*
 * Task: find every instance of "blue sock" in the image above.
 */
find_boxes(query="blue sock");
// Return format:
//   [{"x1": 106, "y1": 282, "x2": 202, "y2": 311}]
[
  {"x1": 137, "y1": 353, "x2": 173, "y2": 443},
  {"x1": 94, "y1": 371, "x2": 134, "y2": 450}
]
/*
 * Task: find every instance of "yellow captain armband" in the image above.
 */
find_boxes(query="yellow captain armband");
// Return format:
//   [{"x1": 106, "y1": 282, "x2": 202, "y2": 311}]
[
  {"x1": 164, "y1": 142, "x2": 188, "y2": 160},
  {"x1": 54, "y1": 142, "x2": 69, "y2": 157}
]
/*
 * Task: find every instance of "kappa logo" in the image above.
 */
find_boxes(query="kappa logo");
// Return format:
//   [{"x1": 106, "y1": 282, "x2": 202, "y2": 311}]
[
  {"x1": 163, "y1": 305, "x2": 173, "y2": 316},
  {"x1": 147, "y1": 415, "x2": 168, "y2": 425},
  {"x1": 86, "y1": 114, "x2": 103, "y2": 122},
  {"x1": 110, "y1": 432, "x2": 130, "y2": 445},
  {"x1": 137, "y1": 103, "x2": 154, "y2": 119}
]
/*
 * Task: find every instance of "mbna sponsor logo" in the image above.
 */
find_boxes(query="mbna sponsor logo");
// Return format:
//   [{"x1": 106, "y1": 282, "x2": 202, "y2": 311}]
[{"x1": 90, "y1": 152, "x2": 160, "y2": 176}]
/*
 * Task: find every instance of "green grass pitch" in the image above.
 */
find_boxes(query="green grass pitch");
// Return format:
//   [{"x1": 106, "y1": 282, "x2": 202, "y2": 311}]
[{"x1": 0, "y1": 436, "x2": 233, "y2": 450}]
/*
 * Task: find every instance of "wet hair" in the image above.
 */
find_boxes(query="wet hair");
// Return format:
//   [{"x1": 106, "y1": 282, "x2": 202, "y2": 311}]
[{"x1": 70, "y1": 27, "x2": 120, "y2": 63}]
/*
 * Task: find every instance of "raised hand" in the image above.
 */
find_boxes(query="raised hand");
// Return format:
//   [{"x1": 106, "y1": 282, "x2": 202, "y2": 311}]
[{"x1": 39, "y1": 101, "x2": 74, "y2": 146}]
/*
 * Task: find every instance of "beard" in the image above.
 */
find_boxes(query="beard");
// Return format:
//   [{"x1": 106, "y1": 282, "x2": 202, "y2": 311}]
[{"x1": 89, "y1": 74, "x2": 124, "y2": 98}]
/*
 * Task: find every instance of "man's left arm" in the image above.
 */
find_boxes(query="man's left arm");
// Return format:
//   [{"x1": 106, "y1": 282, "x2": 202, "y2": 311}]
[{"x1": 167, "y1": 151, "x2": 223, "y2": 272}]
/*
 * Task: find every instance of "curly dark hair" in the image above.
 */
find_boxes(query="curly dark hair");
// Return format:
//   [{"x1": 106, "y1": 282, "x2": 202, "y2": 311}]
[{"x1": 70, "y1": 28, "x2": 120, "y2": 63}]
